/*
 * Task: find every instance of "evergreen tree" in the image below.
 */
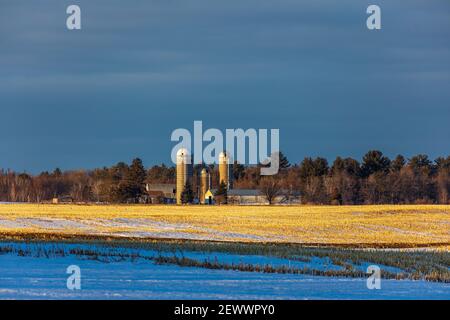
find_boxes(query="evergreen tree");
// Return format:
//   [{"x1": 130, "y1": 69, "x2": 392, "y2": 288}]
[
  {"x1": 125, "y1": 158, "x2": 147, "y2": 202},
  {"x1": 112, "y1": 158, "x2": 147, "y2": 203},
  {"x1": 299, "y1": 157, "x2": 329, "y2": 180},
  {"x1": 278, "y1": 151, "x2": 291, "y2": 169},
  {"x1": 344, "y1": 158, "x2": 361, "y2": 176},
  {"x1": 109, "y1": 162, "x2": 130, "y2": 203},
  {"x1": 233, "y1": 161, "x2": 245, "y2": 181},
  {"x1": 435, "y1": 156, "x2": 450, "y2": 170},
  {"x1": 215, "y1": 181, "x2": 228, "y2": 204},
  {"x1": 409, "y1": 154, "x2": 432, "y2": 174},
  {"x1": 391, "y1": 155, "x2": 406, "y2": 172},
  {"x1": 180, "y1": 182, "x2": 194, "y2": 204},
  {"x1": 361, "y1": 150, "x2": 391, "y2": 177},
  {"x1": 52, "y1": 168, "x2": 62, "y2": 177},
  {"x1": 312, "y1": 157, "x2": 329, "y2": 176}
]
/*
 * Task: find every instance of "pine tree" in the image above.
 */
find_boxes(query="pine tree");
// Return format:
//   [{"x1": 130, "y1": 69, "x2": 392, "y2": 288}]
[
  {"x1": 180, "y1": 182, "x2": 194, "y2": 204},
  {"x1": 233, "y1": 161, "x2": 245, "y2": 181},
  {"x1": 109, "y1": 162, "x2": 130, "y2": 203},
  {"x1": 391, "y1": 155, "x2": 406, "y2": 172},
  {"x1": 361, "y1": 150, "x2": 391, "y2": 177},
  {"x1": 120, "y1": 158, "x2": 147, "y2": 203},
  {"x1": 215, "y1": 181, "x2": 228, "y2": 204},
  {"x1": 278, "y1": 152, "x2": 291, "y2": 169},
  {"x1": 52, "y1": 168, "x2": 62, "y2": 177}
]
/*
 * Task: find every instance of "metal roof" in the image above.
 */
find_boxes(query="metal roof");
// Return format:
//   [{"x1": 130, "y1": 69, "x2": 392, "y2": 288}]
[
  {"x1": 146, "y1": 183, "x2": 176, "y2": 194},
  {"x1": 227, "y1": 189, "x2": 261, "y2": 196}
]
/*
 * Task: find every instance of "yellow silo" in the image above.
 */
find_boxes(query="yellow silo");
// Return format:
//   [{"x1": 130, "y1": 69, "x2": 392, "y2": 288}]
[
  {"x1": 176, "y1": 148, "x2": 192, "y2": 204},
  {"x1": 200, "y1": 168, "x2": 211, "y2": 204},
  {"x1": 219, "y1": 151, "x2": 232, "y2": 190}
]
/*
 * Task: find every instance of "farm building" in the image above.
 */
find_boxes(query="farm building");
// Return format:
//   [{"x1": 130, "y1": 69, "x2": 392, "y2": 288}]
[
  {"x1": 146, "y1": 183, "x2": 176, "y2": 204},
  {"x1": 227, "y1": 189, "x2": 266, "y2": 205},
  {"x1": 150, "y1": 148, "x2": 301, "y2": 205},
  {"x1": 203, "y1": 189, "x2": 299, "y2": 205},
  {"x1": 51, "y1": 196, "x2": 74, "y2": 204},
  {"x1": 204, "y1": 189, "x2": 214, "y2": 204}
]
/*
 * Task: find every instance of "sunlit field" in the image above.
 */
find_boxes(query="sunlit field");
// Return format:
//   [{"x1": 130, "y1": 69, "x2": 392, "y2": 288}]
[{"x1": 0, "y1": 204, "x2": 449, "y2": 248}]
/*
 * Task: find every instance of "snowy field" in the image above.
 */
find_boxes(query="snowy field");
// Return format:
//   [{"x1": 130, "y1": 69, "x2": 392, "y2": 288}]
[
  {"x1": 0, "y1": 242, "x2": 448, "y2": 300},
  {"x1": 0, "y1": 217, "x2": 273, "y2": 241},
  {"x1": 1, "y1": 204, "x2": 449, "y2": 246}
]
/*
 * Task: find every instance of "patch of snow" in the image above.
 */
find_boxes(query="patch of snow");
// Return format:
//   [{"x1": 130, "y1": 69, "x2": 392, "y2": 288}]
[
  {"x1": 0, "y1": 216, "x2": 277, "y2": 241},
  {"x1": 0, "y1": 219, "x2": 29, "y2": 228}
]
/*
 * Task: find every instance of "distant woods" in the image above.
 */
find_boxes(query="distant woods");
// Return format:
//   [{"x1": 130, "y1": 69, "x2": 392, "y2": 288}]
[
  {"x1": 1, "y1": 150, "x2": 450, "y2": 205},
  {"x1": 0, "y1": 158, "x2": 148, "y2": 204}
]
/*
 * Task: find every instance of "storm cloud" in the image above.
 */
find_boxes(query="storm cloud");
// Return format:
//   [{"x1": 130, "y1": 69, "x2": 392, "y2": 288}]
[{"x1": 0, "y1": 0, "x2": 449, "y2": 172}]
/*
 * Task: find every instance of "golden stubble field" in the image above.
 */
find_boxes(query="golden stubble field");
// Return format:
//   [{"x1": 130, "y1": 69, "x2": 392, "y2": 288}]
[{"x1": 0, "y1": 204, "x2": 449, "y2": 248}]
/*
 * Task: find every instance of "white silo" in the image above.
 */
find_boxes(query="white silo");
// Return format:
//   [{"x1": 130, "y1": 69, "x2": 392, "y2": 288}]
[
  {"x1": 219, "y1": 151, "x2": 233, "y2": 190},
  {"x1": 200, "y1": 168, "x2": 211, "y2": 204},
  {"x1": 176, "y1": 148, "x2": 192, "y2": 204}
]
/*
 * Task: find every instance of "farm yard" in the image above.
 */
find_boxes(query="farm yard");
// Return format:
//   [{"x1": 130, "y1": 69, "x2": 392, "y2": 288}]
[{"x1": 0, "y1": 204, "x2": 449, "y2": 248}]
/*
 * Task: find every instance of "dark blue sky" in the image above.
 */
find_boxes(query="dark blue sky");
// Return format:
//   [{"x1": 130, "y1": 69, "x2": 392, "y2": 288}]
[{"x1": 1, "y1": 0, "x2": 449, "y2": 173}]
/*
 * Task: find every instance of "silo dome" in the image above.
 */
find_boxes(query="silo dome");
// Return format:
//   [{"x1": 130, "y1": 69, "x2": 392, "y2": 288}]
[
  {"x1": 177, "y1": 148, "x2": 191, "y2": 164},
  {"x1": 218, "y1": 151, "x2": 228, "y2": 163}
]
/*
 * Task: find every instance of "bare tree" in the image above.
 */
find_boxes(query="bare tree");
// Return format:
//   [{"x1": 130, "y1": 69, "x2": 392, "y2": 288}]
[{"x1": 259, "y1": 177, "x2": 282, "y2": 205}]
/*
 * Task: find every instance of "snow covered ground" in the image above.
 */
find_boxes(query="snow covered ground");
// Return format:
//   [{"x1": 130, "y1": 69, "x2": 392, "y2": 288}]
[
  {"x1": 0, "y1": 243, "x2": 448, "y2": 300},
  {"x1": 0, "y1": 217, "x2": 276, "y2": 241}
]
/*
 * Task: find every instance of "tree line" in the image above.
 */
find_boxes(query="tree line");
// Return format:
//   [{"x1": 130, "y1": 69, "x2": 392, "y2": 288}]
[{"x1": 1, "y1": 150, "x2": 449, "y2": 204}]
